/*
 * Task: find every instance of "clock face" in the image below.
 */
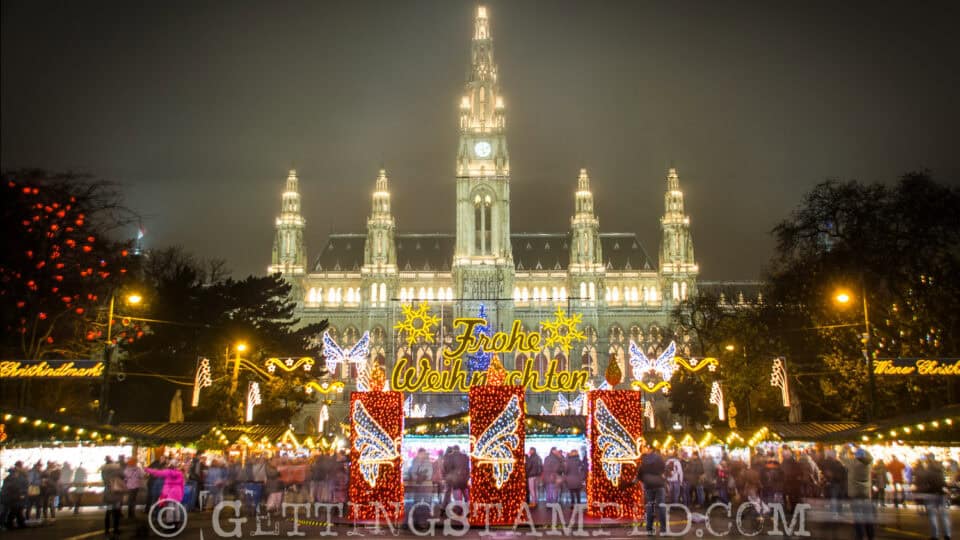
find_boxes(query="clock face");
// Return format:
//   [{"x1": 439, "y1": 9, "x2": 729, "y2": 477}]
[{"x1": 474, "y1": 141, "x2": 492, "y2": 158}]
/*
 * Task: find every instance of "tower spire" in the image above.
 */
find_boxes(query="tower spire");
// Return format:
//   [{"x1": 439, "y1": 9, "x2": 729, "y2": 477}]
[
  {"x1": 659, "y1": 167, "x2": 698, "y2": 302},
  {"x1": 269, "y1": 169, "x2": 306, "y2": 275},
  {"x1": 365, "y1": 168, "x2": 396, "y2": 268},
  {"x1": 571, "y1": 168, "x2": 602, "y2": 268}
]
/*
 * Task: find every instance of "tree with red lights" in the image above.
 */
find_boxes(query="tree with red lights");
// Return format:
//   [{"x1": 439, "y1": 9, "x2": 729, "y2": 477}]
[{"x1": 0, "y1": 170, "x2": 139, "y2": 412}]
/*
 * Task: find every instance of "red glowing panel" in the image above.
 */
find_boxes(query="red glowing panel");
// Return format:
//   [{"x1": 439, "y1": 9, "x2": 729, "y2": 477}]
[
  {"x1": 348, "y1": 390, "x2": 404, "y2": 522},
  {"x1": 468, "y1": 385, "x2": 525, "y2": 525},
  {"x1": 587, "y1": 390, "x2": 644, "y2": 520}
]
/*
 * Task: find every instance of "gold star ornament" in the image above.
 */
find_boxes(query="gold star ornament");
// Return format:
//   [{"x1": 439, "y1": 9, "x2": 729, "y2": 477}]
[
  {"x1": 540, "y1": 308, "x2": 586, "y2": 356},
  {"x1": 394, "y1": 302, "x2": 441, "y2": 347}
]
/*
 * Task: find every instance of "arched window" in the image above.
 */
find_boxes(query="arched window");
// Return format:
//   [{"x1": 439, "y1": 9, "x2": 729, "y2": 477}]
[
  {"x1": 427, "y1": 287, "x2": 434, "y2": 301},
  {"x1": 672, "y1": 282, "x2": 680, "y2": 301},
  {"x1": 419, "y1": 287, "x2": 426, "y2": 300},
  {"x1": 588, "y1": 282, "x2": 596, "y2": 301},
  {"x1": 681, "y1": 281, "x2": 688, "y2": 300},
  {"x1": 612, "y1": 287, "x2": 620, "y2": 303},
  {"x1": 446, "y1": 287, "x2": 453, "y2": 300},
  {"x1": 560, "y1": 287, "x2": 567, "y2": 301},
  {"x1": 515, "y1": 353, "x2": 527, "y2": 372},
  {"x1": 346, "y1": 288, "x2": 355, "y2": 304},
  {"x1": 522, "y1": 288, "x2": 529, "y2": 302},
  {"x1": 533, "y1": 287, "x2": 540, "y2": 302},
  {"x1": 474, "y1": 193, "x2": 493, "y2": 255},
  {"x1": 370, "y1": 284, "x2": 377, "y2": 304},
  {"x1": 327, "y1": 289, "x2": 336, "y2": 304},
  {"x1": 380, "y1": 283, "x2": 386, "y2": 304},
  {"x1": 552, "y1": 287, "x2": 558, "y2": 302},
  {"x1": 513, "y1": 287, "x2": 520, "y2": 302},
  {"x1": 580, "y1": 282, "x2": 587, "y2": 300}
]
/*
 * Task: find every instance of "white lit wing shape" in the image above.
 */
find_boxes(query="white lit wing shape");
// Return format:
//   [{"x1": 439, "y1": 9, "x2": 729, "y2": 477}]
[
  {"x1": 352, "y1": 400, "x2": 400, "y2": 487},
  {"x1": 556, "y1": 393, "x2": 570, "y2": 414},
  {"x1": 470, "y1": 395, "x2": 521, "y2": 489},
  {"x1": 653, "y1": 341, "x2": 677, "y2": 382},
  {"x1": 594, "y1": 398, "x2": 641, "y2": 486},
  {"x1": 323, "y1": 330, "x2": 372, "y2": 390},
  {"x1": 570, "y1": 393, "x2": 585, "y2": 415},
  {"x1": 629, "y1": 340, "x2": 655, "y2": 380}
]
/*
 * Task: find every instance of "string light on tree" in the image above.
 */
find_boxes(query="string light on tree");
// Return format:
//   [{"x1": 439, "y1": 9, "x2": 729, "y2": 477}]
[
  {"x1": 191, "y1": 357, "x2": 211, "y2": 407},
  {"x1": 709, "y1": 381, "x2": 726, "y2": 421},
  {"x1": 771, "y1": 357, "x2": 791, "y2": 408},
  {"x1": 245, "y1": 381, "x2": 262, "y2": 423}
]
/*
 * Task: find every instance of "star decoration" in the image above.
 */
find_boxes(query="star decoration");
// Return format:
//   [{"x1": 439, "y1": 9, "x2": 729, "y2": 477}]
[
  {"x1": 394, "y1": 302, "x2": 441, "y2": 347},
  {"x1": 540, "y1": 308, "x2": 586, "y2": 356}
]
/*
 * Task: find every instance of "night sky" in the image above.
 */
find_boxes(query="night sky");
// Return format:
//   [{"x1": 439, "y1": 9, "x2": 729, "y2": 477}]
[{"x1": 3, "y1": 0, "x2": 958, "y2": 280}]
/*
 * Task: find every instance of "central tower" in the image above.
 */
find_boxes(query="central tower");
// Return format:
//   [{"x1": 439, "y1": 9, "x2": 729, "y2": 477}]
[{"x1": 453, "y1": 6, "x2": 514, "y2": 326}]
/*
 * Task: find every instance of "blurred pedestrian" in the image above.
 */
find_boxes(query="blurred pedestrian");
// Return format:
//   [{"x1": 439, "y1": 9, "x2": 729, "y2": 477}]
[
  {"x1": 123, "y1": 457, "x2": 144, "y2": 519},
  {"x1": 525, "y1": 447, "x2": 543, "y2": 508}
]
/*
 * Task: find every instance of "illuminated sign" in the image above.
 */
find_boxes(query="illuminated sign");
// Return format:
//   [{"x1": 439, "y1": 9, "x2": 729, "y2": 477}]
[
  {"x1": 0, "y1": 360, "x2": 105, "y2": 378},
  {"x1": 390, "y1": 306, "x2": 591, "y2": 393},
  {"x1": 391, "y1": 356, "x2": 589, "y2": 393},
  {"x1": 874, "y1": 358, "x2": 960, "y2": 376}
]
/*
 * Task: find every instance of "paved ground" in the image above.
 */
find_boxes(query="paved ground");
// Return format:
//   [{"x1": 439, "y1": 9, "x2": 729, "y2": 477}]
[{"x1": 1, "y1": 502, "x2": 951, "y2": 539}]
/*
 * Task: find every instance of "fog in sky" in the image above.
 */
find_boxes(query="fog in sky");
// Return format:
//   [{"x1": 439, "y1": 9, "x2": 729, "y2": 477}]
[{"x1": 3, "y1": 0, "x2": 958, "y2": 279}]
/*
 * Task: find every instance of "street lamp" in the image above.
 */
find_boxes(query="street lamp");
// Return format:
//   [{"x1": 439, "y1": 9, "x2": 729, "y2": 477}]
[
  {"x1": 229, "y1": 342, "x2": 249, "y2": 394},
  {"x1": 99, "y1": 291, "x2": 143, "y2": 423},
  {"x1": 723, "y1": 343, "x2": 752, "y2": 425},
  {"x1": 833, "y1": 287, "x2": 875, "y2": 420}
]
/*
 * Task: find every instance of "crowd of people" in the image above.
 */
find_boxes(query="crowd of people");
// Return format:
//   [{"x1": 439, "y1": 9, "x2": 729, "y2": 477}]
[
  {"x1": 1, "y1": 443, "x2": 957, "y2": 539},
  {"x1": 635, "y1": 444, "x2": 955, "y2": 540}
]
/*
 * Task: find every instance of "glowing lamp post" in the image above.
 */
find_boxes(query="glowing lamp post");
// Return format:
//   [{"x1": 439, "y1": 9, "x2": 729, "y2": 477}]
[{"x1": 834, "y1": 287, "x2": 875, "y2": 419}]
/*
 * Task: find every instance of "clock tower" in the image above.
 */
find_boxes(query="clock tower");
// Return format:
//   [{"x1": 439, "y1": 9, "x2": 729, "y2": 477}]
[{"x1": 453, "y1": 6, "x2": 514, "y2": 325}]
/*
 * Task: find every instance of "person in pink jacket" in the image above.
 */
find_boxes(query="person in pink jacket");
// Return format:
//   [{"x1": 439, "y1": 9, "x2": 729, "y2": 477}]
[{"x1": 144, "y1": 462, "x2": 185, "y2": 504}]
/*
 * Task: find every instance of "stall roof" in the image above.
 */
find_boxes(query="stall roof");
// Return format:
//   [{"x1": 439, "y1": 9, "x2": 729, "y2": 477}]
[{"x1": 818, "y1": 405, "x2": 960, "y2": 445}]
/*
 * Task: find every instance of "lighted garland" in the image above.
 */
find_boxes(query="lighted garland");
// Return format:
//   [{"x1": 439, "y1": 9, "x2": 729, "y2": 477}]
[
  {"x1": 586, "y1": 390, "x2": 644, "y2": 520},
  {"x1": 468, "y1": 385, "x2": 525, "y2": 525},
  {"x1": 348, "y1": 390, "x2": 403, "y2": 521}
]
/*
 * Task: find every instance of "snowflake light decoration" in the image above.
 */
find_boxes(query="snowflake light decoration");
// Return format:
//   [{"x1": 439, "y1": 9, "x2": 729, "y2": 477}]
[
  {"x1": 394, "y1": 302, "x2": 440, "y2": 347},
  {"x1": 540, "y1": 308, "x2": 586, "y2": 356}
]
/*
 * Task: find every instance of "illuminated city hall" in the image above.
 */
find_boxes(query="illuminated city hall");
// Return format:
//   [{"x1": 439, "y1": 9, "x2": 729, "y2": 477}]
[{"x1": 268, "y1": 7, "x2": 713, "y2": 416}]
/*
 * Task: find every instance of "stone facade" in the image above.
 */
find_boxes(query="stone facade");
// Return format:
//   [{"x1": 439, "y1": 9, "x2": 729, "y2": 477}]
[{"x1": 268, "y1": 7, "x2": 720, "y2": 427}]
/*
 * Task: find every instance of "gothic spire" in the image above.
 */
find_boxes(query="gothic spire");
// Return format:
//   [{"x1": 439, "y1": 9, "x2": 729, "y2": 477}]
[
  {"x1": 460, "y1": 5, "x2": 505, "y2": 134},
  {"x1": 269, "y1": 169, "x2": 306, "y2": 275}
]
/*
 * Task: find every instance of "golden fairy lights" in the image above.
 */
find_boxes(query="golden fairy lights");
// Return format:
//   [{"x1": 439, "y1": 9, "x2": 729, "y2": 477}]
[
  {"x1": 348, "y1": 390, "x2": 403, "y2": 521},
  {"x1": 468, "y1": 385, "x2": 525, "y2": 525}
]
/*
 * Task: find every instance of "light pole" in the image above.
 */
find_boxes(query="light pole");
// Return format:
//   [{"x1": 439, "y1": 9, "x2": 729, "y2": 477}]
[
  {"x1": 724, "y1": 343, "x2": 752, "y2": 426},
  {"x1": 99, "y1": 291, "x2": 142, "y2": 423},
  {"x1": 229, "y1": 342, "x2": 248, "y2": 395},
  {"x1": 834, "y1": 286, "x2": 875, "y2": 420}
]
